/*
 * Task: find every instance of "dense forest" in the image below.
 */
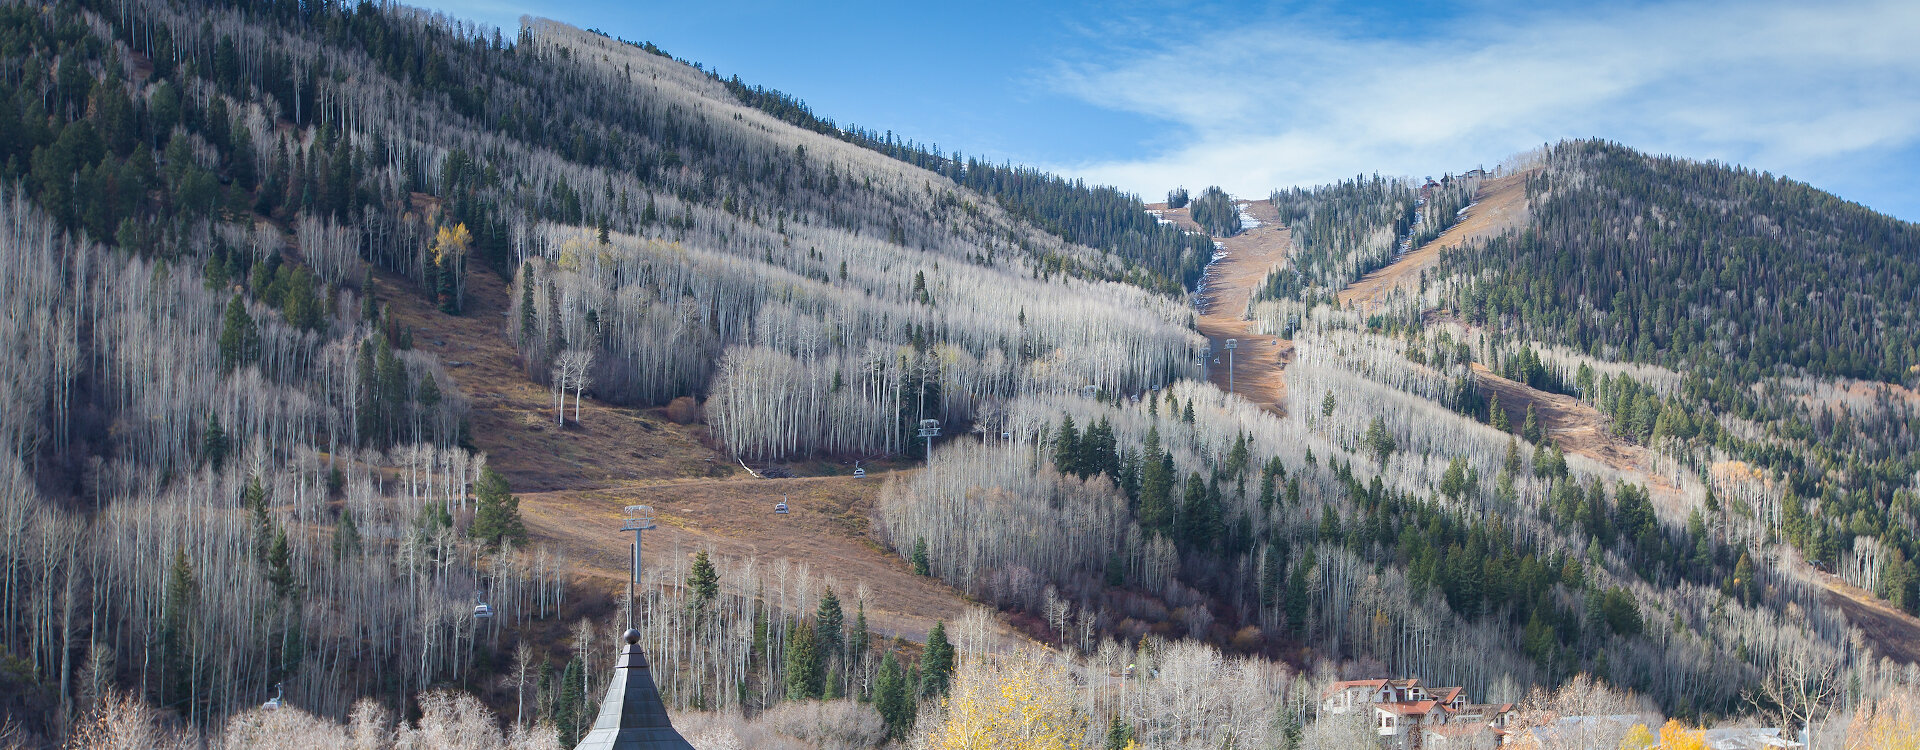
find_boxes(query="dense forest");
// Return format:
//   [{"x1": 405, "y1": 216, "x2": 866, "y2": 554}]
[
  {"x1": 1432, "y1": 141, "x2": 1920, "y2": 617},
  {"x1": 1, "y1": 0, "x2": 1916, "y2": 747},
  {"x1": 714, "y1": 66, "x2": 1216, "y2": 294},
  {"x1": 0, "y1": 0, "x2": 1210, "y2": 745},
  {"x1": 1449, "y1": 141, "x2": 1919, "y2": 384}
]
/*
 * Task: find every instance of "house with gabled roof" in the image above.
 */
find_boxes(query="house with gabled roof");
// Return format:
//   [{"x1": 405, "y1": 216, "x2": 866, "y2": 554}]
[
  {"x1": 1376, "y1": 699, "x2": 1448, "y2": 740},
  {"x1": 1320, "y1": 677, "x2": 1518, "y2": 748}
]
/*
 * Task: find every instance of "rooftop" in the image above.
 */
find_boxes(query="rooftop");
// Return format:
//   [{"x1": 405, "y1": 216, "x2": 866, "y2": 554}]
[{"x1": 573, "y1": 629, "x2": 695, "y2": 750}]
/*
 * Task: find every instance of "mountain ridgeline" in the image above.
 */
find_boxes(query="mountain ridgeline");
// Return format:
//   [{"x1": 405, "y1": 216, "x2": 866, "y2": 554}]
[
  {"x1": 715, "y1": 67, "x2": 1216, "y2": 293},
  {"x1": 1, "y1": 0, "x2": 1918, "y2": 746},
  {"x1": 0, "y1": 0, "x2": 1207, "y2": 742},
  {"x1": 1449, "y1": 140, "x2": 1920, "y2": 385}
]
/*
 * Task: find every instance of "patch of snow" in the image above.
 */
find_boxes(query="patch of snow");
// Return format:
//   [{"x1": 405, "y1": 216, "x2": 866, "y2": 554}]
[{"x1": 1238, "y1": 204, "x2": 1263, "y2": 230}]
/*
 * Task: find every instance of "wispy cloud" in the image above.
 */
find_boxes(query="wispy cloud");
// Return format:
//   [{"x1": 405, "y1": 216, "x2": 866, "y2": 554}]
[{"x1": 1044, "y1": 0, "x2": 1920, "y2": 210}]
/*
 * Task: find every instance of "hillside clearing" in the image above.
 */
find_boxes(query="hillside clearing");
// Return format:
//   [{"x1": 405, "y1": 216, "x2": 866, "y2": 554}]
[
  {"x1": 1154, "y1": 200, "x2": 1294, "y2": 413},
  {"x1": 381, "y1": 266, "x2": 1010, "y2": 645},
  {"x1": 1339, "y1": 170, "x2": 1532, "y2": 311}
]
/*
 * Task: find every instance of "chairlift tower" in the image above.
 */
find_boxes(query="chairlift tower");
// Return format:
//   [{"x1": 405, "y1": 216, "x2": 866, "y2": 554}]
[
  {"x1": 1225, "y1": 338, "x2": 1238, "y2": 393},
  {"x1": 918, "y1": 419, "x2": 941, "y2": 465},
  {"x1": 621, "y1": 505, "x2": 656, "y2": 632}
]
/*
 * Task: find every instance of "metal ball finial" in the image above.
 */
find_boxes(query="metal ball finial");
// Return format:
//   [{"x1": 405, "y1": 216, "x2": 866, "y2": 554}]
[{"x1": 623, "y1": 628, "x2": 641, "y2": 644}]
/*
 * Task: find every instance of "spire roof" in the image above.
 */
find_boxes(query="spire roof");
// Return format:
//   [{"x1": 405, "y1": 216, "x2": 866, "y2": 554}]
[{"x1": 573, "y1": 629, "x2": 695, "y2": 750}]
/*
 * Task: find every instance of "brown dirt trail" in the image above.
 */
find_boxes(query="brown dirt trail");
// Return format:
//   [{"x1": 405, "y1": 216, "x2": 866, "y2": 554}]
[
  {"x1": 1152, "y1": 200, "x2": 1294, "y2": 413},
  {"x1": 378, "y1": 267, "x2": 1007, "y2": 644},
  {"x1": 1340, "y1": 170, "x2": 1532, "y2": 311}
]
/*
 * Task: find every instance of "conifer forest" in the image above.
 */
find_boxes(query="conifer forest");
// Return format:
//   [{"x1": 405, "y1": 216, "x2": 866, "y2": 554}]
[{"x1": 0, "y1": 1, "x2": 1917, "y2": 748}]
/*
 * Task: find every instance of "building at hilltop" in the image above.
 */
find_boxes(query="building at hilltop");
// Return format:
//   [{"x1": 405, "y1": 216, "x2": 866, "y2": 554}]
[
  {"x1": 1322, "y1": 678, "x2": 1516, "y2": 748},
  {"x1": 573, "y1": 628, "x2": 695, "y2": 750}
]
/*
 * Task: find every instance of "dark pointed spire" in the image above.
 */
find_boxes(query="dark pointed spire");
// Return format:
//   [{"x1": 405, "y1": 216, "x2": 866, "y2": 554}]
[{"x1": 573, "y1": 629, "x2": 694, "y2": 749}]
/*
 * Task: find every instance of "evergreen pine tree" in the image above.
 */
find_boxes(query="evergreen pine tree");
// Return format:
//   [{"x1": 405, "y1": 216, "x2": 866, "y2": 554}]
[
  {"x1": 1731, "y1": 552, "x2": 1759, "y2": 604},
  {"x1": 1178, "y1": 472, "x2": 1219, "y2": 552},
  {"x1": 816, "y1": 588, "x2": 845, "y2": 672},
  {"x1": 1053, "y1": 415, "x2": 1080, "y2": 476},
  {"x1": 246, "y1": 476, "x2": 273, "y2": 563},
  {"x1": 1225, "y1": 431, "x2": 1250, "y2": 479},
  {"x1": 1365, "y1": 416, "x2": 1396, "y2": 466},
  {"x1": 1280, "y1": 701, "x2": 1304, "y2": 750},
  {"x1": 1260, "y1": 545, "x2": 1284, "y2": 612},
  {"x1": 1489, "y1": 394, "x2": 1510, "y2": 431},
  {"x1": 201, "y1": 412, "x2": 229, "y2": 470},
  {"x1": 360, "y1": 269, "x2": 378, "y2": 325},
  {"x1": 1139, "y1": 452, "x2": 1176, "y2": 536},
  {"x1": 161, "y1": 547, "x2": 197, "y2": 710},
  {"x1": 874, "y1": 651, "x2": 915, "y2": 738},
  {"x1": 470, "y1": 466, "x2": 527, "y2": 549},
  {"x1": 266, "y1": 528, "x2": 296, "y2": 600},
  {"x1": 332, "y1": 509, "x2": 361, "y2": 560},
  {"x1": 849, "y1": 601, "x2": 870, "y2": 698},
  {"x1": 557, "y1": 658, "x2": 584, "y2": 746},
  {"x1": 1285, "y1": 549, "x2": 1313, "y2": 635},
  {"x1": 911, "y1": 537, "x2": 930, "y2": 576},
  {"x1": 219, "y1": 295, "x2": 260, "y2": 372},
  {"x1": 1440, "y1": 457, "x2": 1469, "y2": 502},
  {"x1": 519, "y1": 263, "x2": 537, "y2": 342},
  {"x1": 1522, "y1": 403, "x2": 1542, "y2": 443},
  {"x1": 688, "y1": 550, "x2": 719, "y2": 611},
  {"x1": 415, "y1": 373, "x2": 442, "y2": 414},
  {"x1": 1105, "y1": 715, "x2": 1135, "y2": 750},
  {"x1": 919, "y1": 620, "x2": 954, "y2": 699},
  {"x1": 783, "y1": 618, "x2": 822, "y2": 700}
]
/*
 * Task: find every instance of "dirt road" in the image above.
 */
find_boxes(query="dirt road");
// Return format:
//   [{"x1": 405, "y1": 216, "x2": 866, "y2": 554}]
[
  {"x1": 1152, "y1": 200, "x2": 1294, "y2": 413},
  {"x1": 1820, "y1": 573, "x2": 1920, "y2": 665},
  {"x1": 380, "y1": 266, "x2": 1003, "y2": 644},
  {"x1": 516, "y1": 474, "x2": 992, "y2": 643},
  {"x1": 1339, "y1": 170, "x2": 1532, "y2": 311},
  {"x1": 1469, "y1": 363, "x2": 1648, "y2": 471}
]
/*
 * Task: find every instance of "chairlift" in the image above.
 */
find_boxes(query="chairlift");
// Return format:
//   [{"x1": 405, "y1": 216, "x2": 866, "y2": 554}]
[
  {"x1": 775, "y1": 496, "x2": 790, "y2": 514},
  {"x1": 1000, "y1": 431, "x2": 1012, "y2": 441},
  {"x1": 473, "y1": 602, "x2": 494, "y2": 620},
  {"x1": 263, "y1": 683, "x2": 284, "y2": 710},
  {"x1": 853, "y1": 461, "x2": 866, "y2": 479}
]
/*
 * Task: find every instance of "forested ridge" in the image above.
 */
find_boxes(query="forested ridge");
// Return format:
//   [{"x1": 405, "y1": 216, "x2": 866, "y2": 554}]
[
  {"x1": 1, "y1": 0, "x2": 1917, "y2": 747},
  {"x1": 1448, "y1": 140, "x2": 1920, "y2": 384},
  {"x1": 711, "y1": 65, "x2": 1217, "y2": 293},
  {"x1": 1427, "y1": 141, "x2": 1920, "y2": 620},
  {"x1": 0, "y1": 0, "x2": 1205, "y2": 744}
]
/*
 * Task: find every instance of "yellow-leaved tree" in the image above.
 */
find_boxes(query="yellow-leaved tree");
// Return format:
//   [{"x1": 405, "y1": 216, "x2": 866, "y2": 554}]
[
  {"x1": 430, "y1": 222, "x2": 472, "y2": 313},
  {"x1": 1843, "y1": 691, "x2": 1920, "y2": 750},
  {"x1": 1618, "y1": 719, "x2": 1705, "y2": 750},
  {"x1": 1657, "y1": 720, "x2": 1707, "y2": 750},
  {"x1": 925, "y1": 650, "x2": 1090, "y2": 750}
]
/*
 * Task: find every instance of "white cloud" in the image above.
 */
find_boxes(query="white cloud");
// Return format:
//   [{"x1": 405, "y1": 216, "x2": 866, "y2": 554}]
[{"x1": 1043, "y1": 0, "x2": 1920, "y2": 202}]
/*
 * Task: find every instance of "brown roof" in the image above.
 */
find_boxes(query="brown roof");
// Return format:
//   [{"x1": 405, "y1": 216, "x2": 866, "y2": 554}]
[
  {"x1": 1378, "y1": 700, "x2": 1440, "y2": 715},
  {"x1": 1431, "y1": 687, "x2": 1464, "y2": 703},
  {"x1": 1323, "y1": 679, "x2": 1389, "y2": 697}
]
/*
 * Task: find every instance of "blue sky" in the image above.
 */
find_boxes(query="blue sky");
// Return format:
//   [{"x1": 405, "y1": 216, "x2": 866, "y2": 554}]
[{"x1": 428, "y1": 0, "x2": 1920, "y2": 220}]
